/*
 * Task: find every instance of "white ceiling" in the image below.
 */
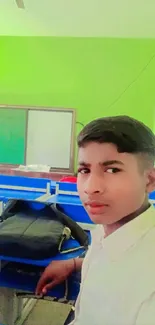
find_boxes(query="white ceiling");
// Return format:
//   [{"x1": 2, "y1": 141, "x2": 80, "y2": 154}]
[{"x1": 1, "y1": 0, "x2": 155, "y2": 37}]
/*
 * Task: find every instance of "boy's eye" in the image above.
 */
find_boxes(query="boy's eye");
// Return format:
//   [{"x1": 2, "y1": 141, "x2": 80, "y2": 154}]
[
  {"x1": 106, "y1": 168, "x2": 121, "y2": 174},
  {"x1": 78, "y1": 168, "x2": 90, "y2": 174}
]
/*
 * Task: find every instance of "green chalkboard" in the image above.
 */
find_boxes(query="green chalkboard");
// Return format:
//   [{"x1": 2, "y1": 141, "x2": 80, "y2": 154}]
[{"x1": 0, "y1": 108, "x2": 26, "y2": 164}]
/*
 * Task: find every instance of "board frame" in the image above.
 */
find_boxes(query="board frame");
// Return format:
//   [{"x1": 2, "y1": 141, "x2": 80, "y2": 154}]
[{"x1": 0, "y1": 105, "x2": 76, "y2": 173}]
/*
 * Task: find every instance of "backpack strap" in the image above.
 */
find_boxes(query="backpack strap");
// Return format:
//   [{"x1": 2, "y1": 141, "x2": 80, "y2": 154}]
[
  {"x1": 0, "y1": 199, "x2": 18, "y2": 222},
  {"x1": 50, "y1": 203, "x2": 89, "y2": 249}
]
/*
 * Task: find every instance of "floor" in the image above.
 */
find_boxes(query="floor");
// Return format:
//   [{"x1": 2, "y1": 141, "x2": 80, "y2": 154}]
[{"x1": 23, "y1": 301, "x2": 72, "y2": 325}]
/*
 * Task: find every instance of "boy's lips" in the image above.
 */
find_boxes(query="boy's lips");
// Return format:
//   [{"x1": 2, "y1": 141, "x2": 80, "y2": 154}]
[{"x1": 84, "y1": 201, "x2": 107, "y2": 214}]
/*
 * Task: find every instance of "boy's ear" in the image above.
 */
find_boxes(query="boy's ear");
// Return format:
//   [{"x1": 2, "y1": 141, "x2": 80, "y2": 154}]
[{"x1": 146, "y1": 168, "x2": 155, "y2": 193}]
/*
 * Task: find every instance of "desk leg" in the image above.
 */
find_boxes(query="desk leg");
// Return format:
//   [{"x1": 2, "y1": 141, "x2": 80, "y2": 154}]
[
  {"x1": 16, "y1": 297, "x2": 23, "y2": 320},
  {"x1": 15, "y1": 298, "x2": 37, "y2": 325},
  {"x1": 0, "y1": 287, "x2": 17, "y2": 325},
  {"x1": 0, "y1": 288, "x2": 37, "y2": 325}
]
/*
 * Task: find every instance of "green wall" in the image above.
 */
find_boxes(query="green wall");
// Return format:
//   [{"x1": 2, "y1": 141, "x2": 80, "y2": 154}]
[{"x1": 0, "y1": 36, "x2": 155, "y2": 164}]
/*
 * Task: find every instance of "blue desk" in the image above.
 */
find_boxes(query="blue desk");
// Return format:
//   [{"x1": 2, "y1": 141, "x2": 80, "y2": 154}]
[
  {"x1": 0, "y1": 175, "x2": 56, "y2": 203},
  {"x1": 0, "y1": 228, "x2": 88, "y2": 302},
  {"x1": 0, "y1": 235, "x2": 89, "y2": 325},
  {"x1": 0, "y1": 190, "x2": 43, "y2": 202},
  {"x1": 0, "y1": 267, "x2": 80, "y2": 302},
  {"x1": 0, "y1": 175, "x2": 56, "y2": 325},
  {"x1": 0, "y1": 179, "x2": 90, "y2": 325},
  {"x1": 50, "y1": 181, "x2": 56, "y2": 193},
  {"x1": 0, "y1": 236, "x2": 87, "y2": 267}
]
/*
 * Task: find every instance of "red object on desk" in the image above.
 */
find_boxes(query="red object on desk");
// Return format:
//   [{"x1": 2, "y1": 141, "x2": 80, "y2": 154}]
[{"x1": 60, "y1": 176, "x2": 77, "y2": 183}]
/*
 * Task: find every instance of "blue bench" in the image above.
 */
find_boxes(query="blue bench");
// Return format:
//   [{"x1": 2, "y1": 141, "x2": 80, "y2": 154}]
[{"x1": 0, "y1": 174, "x2": 56, "y2": 202}]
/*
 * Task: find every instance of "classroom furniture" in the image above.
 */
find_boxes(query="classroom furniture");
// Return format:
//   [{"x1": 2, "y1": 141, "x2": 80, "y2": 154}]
[
  {"x1": 0, "y1": 174, "x2": 56, "y2": 204},
  {"x1": 0, "y1": 178, "x2": 92, "y2": 325}
]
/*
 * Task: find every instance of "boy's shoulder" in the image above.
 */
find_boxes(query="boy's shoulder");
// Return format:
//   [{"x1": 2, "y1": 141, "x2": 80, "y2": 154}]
[{"x1": 90, "y1": 205, "x2": 155, "y2": 252}]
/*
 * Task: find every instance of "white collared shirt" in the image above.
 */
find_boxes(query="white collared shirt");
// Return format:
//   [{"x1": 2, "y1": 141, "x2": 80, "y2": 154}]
[{"x1": 70, "y1": 205, "x2": 155, "y2": 325}]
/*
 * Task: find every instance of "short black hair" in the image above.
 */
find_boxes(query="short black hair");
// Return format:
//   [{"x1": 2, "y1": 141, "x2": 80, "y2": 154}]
[{"x1": 77, "y1": 116, "x2": 155, "y2": 164}]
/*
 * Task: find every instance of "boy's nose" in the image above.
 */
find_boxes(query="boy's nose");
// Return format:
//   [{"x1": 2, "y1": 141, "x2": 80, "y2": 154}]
[{"x1": 84, "y1": 175, "x2": 105, "y2": 195}]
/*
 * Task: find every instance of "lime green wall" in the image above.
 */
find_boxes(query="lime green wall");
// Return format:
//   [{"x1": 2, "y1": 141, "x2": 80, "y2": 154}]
[{"x1": 0, "y1": 36, "x2": 155, "y2": 163}]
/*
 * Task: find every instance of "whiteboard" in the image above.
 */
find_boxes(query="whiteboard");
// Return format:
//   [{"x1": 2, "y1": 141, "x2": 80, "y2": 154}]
[{"x1": 25, "y1": 109, "x2": 75, "y2": 170}]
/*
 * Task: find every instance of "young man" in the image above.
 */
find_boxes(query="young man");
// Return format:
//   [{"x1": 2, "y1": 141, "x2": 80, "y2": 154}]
[{"x1": 36, "y1": 115, "x2": 155, "y2": 325}]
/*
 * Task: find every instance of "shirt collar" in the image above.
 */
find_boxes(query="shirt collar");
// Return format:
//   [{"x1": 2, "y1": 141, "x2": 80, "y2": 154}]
[{"x1": 102, "y1": 205, "x2": 155, "y2": 261}]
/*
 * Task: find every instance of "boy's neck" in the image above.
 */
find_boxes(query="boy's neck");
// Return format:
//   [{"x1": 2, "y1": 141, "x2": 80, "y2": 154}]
[{"x1": 103, "y1": 200, "x2": 150, "y2": 238}]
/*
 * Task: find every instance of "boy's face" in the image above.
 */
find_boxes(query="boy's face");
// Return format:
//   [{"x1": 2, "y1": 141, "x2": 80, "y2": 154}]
[{"x1": 77, "y1": 142, "x2": 155, "y2": 225}]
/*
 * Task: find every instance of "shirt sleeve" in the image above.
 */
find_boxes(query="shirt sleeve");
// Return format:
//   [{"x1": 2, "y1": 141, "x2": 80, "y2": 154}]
[{"x1": 135, "y1": 293, "x2": 155, "y2": 325}]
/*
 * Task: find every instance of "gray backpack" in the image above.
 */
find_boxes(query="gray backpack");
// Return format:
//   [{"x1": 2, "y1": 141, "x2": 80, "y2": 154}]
[{"x1": 0, "y1": 199, "x2": 89, "y2": 260}]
